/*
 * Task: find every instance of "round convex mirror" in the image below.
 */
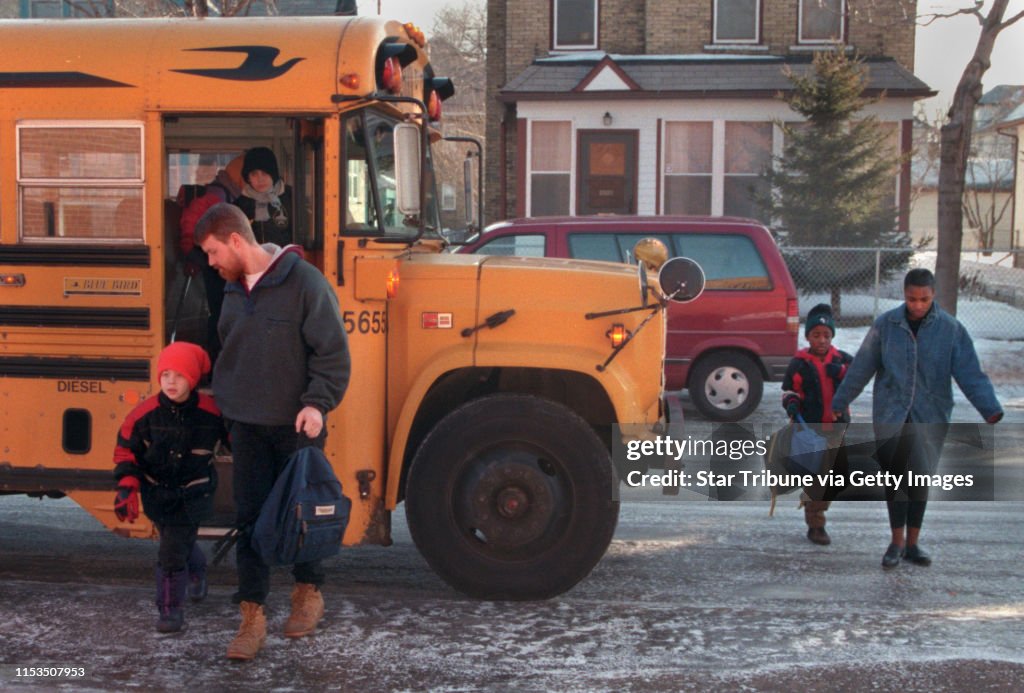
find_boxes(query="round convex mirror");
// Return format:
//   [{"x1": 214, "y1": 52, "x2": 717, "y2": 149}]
[{"x1": 658, "y1": 256, "x2": 705, "y2": 304}]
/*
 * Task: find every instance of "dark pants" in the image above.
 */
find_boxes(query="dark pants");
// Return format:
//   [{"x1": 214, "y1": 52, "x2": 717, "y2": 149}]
[
  {"x1": 877, "y1": 420, "x2": 949, "y2": 531},
  {"x1": 157, "y1": 523, "x2": 199, "y2": 573},
  {"x1": 228, "y1": 420, "x2": 326, "y2": 605}
]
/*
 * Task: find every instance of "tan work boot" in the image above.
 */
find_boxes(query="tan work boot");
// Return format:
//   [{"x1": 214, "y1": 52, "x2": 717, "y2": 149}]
[
  {"x1": 283, "y1": 583, "x2": 324, "y2": 638},
  {"x1": 804, "y1": 500, "x2": 831, "y2": 545},
  {"x1": 226, "y1": 601, "x2": 266, "y2": 661}
]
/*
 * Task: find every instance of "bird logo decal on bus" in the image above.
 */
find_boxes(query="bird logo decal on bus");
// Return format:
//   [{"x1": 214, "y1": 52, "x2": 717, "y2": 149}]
[{"x1": 171, "y1": 45, "x2": 305, "y2": 81}]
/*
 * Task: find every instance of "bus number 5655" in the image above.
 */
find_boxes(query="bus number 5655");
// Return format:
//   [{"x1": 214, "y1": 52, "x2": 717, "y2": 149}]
[{"x1": 343, "y1": 310, "x2": 387, "y2": 335}]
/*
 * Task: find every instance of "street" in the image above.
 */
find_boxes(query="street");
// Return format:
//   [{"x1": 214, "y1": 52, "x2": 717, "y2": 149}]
[
  {"x1": 1, "y1": 381, "x2": 1023, "y2": 692},
  {"x1": 1, "y1": 495, "x2": 1022, "y2": 691}
]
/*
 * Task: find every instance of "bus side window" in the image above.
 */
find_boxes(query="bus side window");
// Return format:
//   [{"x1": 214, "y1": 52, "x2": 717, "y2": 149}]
[{"x1": 17, "y1": 123, "x2": 144, "y2": 242}]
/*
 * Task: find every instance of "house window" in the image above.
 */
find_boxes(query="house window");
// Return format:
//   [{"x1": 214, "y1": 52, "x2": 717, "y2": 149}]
[
  {"x1": 714, "y1": 0, "x2": 760, "y2": 44},
  {"x1": 724, "y1": 122, "x2": 772, "y2": 219},
  {"x1": 18, "y1": 123, "x2": 144, "y2": 242},
  {"x1": 530, "y1": 121, "x2": 572, "y2": 216},
  {"x1": 663, "y1": 122, "x2": 713, "y2": 216},
  {"x1": 553, "y1": 0, "x2": 598, "y2": 50},
  {"x1": 799, "y1": 0, "x2": 845, "y2": 43}
]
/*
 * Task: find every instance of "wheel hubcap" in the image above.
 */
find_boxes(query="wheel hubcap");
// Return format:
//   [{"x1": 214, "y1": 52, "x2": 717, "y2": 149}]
[{"x1": 704, "y1": 366, "x2": 749, "y2": 410}]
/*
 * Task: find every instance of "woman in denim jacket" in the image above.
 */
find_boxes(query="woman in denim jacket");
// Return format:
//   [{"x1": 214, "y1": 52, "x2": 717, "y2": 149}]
[{"x1": 832, "y1": 269, "x2": 1002, "y2": 569}]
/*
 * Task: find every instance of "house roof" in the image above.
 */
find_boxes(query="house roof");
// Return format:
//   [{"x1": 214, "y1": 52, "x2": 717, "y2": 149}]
[
  {"x1": 999, "y1": 102, "x2": 1024, "y2": 129},
  {"x1": 499, "y1": 53, "x2": 934, "y2": 102},
  {"x1": 979, "y1": 84, "x2": 1024, "y2": 105}
]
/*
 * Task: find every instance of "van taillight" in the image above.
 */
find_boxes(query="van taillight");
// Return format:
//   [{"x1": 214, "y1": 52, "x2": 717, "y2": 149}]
[{"x1": 787, "y1": 298, "x2": 799, "y2": 334}]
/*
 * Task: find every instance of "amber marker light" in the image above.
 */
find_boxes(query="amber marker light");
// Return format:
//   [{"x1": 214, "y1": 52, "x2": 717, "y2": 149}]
[
  {"x1": 607, "y1": 324, "x2": 629, "y2": 348},
  {"x1": 339, "y1": 73, "x2": 361, "y2": 90},
  {"x1": 427, "y1": 90, "x2": 442, "y2": 121},
  {"x1": 1, "y1": 273, "x2": 26, "y2": 286},
  {"x1": 404, "y1": 22, "x2": 425, "y2": 47},
  {"x1": 386, "y1": 268, "x2": 400, "y2": 299},
  {"x1": 381, "y1": 55, "x2": 403, "y2": 93}
]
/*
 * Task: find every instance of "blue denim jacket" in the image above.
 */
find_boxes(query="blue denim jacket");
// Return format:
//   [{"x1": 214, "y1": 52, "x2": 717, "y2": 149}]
[{"x1": 832, "y1": 303, "x2": 1002, "y2": 425}]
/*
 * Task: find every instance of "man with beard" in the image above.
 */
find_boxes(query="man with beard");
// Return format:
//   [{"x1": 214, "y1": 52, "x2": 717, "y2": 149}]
[{"x1": 195, "y1": 203, "x2": 349, "y2": 660}]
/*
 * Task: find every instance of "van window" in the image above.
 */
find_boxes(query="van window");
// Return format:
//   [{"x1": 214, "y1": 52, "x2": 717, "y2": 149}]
[
  {"x1": 471, "y1": 234, "x2": 546, "y2": 257},
  {"x1": 567, "y1": 231, "x2": 771, "y2": 291},
  {"x1": 674, "y1": 233, "x2": 770, "y2": 290},
  {"x1": 568, "y1": 234, "x2": 620, "y2": 262},
  {"x1": 569, "y1": 233, "x2": 674, "y2": 264}
]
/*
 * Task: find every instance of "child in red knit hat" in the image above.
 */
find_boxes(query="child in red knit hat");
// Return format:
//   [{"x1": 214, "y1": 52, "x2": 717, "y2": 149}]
[{"x1": 112, "y1": 341, "x2": 227, "y2": 633}]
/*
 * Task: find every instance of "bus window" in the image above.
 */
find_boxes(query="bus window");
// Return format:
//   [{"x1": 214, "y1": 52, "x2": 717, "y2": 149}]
[
  {"x1": 344, "y1": 115, "x2": 374, "y2": 232},
  {"x1": 368, "y1": 118, "x2": 400, "y2": 231},
  {"x1": 166, "y1": 151, "x2": 239, "y2": 198},
  {"x1": 342, "y1": 111, "x2": 440, "y2": 237},
  {"x1": 18, "y1": 123, "x2": 144, "y2": 242}
]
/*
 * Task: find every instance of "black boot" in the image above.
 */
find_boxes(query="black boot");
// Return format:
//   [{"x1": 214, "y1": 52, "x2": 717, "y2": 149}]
[
  {"x1": 155, "y1": 567, "x2": 188, "y2": 633},
  {"x1": 186, "y1": 543, "x2": 208, "y2": 602}
]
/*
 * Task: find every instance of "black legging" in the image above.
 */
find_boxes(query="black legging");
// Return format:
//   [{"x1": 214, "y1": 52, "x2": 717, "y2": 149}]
[{"x1": 877, "y1": 421, "x2": 947, "y2": 530}]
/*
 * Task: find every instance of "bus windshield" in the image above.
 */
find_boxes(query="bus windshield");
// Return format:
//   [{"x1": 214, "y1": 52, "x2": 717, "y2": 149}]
[{"x1": 343, "y1": 110, "x2": 439, "y2": 238}]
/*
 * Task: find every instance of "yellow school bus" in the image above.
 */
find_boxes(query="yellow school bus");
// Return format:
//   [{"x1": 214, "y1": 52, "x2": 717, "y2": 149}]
[{"x1": 0, "y1": 16, "x2": 676, "y2": 599}]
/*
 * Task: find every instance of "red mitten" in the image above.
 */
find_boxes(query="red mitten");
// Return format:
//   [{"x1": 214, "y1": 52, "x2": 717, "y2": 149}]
[{"x1": 114, "y1": 476, "x2": 140, "y2": 523}]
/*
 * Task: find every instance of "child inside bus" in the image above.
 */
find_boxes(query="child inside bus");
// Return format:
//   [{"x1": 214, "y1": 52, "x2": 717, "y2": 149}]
[
  {"x1": 234, "y1": 146, "x2": 293, "y2": 247},
  {"x1": 112, "y1": 341, "x2": 227, "y2": 633}
]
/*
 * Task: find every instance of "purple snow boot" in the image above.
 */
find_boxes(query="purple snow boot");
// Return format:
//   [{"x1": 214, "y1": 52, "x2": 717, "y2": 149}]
[
  {"x1": 155, "y1": 566, "x2": 188, "y2": 633},
  {"x1": 186, "y1": 543, "x2": 208, "y2": 603}
]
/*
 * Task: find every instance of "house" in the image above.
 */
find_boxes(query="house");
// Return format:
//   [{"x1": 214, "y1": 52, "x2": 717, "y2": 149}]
[
  {"x1": 911, "y1": 85, "x2": 1022, "y2": 251},
  {"x1": 998, "y1": 101, "x2": 1024, "y2": 264},
  {"x1": 485, "y1": 0, "x2": 933, "y2": 228}
]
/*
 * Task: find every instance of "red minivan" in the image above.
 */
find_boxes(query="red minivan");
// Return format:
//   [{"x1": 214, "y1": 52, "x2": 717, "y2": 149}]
[{"x1": 459, "y1": 216, "x2": 799, "y2": 421}]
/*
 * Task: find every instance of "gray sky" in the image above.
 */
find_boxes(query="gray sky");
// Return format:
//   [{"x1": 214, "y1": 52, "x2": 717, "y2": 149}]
[{"x1": 380, "y1": 0, "x2": 1024, "y2": 113}]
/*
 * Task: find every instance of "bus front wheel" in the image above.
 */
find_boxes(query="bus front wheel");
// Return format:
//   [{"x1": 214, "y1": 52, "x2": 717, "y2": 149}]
[{"x1": 405, "y1": 394, "x2": 619, "y2": 600}]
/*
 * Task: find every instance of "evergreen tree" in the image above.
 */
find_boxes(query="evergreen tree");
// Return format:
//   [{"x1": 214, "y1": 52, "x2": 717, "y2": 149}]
[{"x1": 758, "y1": 48, "x2": 912, "y2": 317}]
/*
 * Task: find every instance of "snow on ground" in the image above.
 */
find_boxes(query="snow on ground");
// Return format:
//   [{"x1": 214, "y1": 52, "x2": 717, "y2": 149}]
[{"x1": 1, "y1": 498, "x2": 1023, "y2": 691}]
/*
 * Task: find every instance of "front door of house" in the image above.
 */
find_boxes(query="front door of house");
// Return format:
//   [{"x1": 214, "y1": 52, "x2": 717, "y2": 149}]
[{"x1": 577, "y1": 130, "x2": 637, "y2": 215}]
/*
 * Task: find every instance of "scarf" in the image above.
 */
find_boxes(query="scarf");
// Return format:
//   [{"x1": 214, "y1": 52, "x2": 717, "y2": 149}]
[{"x1": 242, "y1": 179, "x2": 287, "y2": 227}]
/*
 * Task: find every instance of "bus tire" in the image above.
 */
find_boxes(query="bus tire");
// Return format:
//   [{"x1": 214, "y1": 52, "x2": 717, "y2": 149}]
[{"x1": 405, "y1": 393, "x2": 619, "y2": 600}]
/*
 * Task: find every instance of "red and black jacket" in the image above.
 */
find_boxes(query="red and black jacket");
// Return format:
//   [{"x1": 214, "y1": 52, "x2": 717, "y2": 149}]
[
  {"x1": 113, "y1": 391, "x2": 227, "y2": 523},
  {"x1": 781, "y1": 346, "x2": 853, "y2": 424}
]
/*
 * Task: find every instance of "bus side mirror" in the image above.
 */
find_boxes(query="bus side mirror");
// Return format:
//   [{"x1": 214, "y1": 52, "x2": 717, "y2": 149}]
[
  {"x1": 393, "y1": 122, "x2": 421, "y2": 216},
  {"x1": 658, "y1": 257, "x2": 705, "y2": 304}
]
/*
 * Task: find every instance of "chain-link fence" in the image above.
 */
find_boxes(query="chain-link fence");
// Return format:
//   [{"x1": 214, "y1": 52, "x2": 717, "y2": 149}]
[{"x1": 784, "y1": 247, "x2": 1024, "y2": 343}]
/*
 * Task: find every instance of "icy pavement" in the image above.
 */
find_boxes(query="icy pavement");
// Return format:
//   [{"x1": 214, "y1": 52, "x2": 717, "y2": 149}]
[{"x1": 1, "y1": 495, "x2": 1022, "y2": 691}]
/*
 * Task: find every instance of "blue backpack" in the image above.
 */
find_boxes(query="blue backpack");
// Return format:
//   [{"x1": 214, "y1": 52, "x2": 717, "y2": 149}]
[{"x1": 251, "y1": 446, "x2": 351, "y2": 566}]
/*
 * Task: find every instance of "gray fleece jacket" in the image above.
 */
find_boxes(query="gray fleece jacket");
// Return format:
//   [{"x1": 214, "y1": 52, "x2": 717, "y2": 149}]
[{"x1": 214, "y1": 244, "x2": 350, "y2": 426}]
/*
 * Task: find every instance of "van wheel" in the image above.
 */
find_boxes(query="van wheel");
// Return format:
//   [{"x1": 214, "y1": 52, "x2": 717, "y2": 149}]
[
  {"x1": 405, "y1": 394, "x2": 619, "y2": 600},
  {"x1": 689, "y1": 352, "x2": 763, "y2": 422}
]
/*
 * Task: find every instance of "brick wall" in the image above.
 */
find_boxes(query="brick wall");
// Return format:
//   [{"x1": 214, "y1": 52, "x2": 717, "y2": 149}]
[
  {"x1": 646, "y1": 0, "x2": 709, "y2": 54},
  {"x1": 847, "y1": 0, "x2": 917, "y2": 70},
  {"x1": 601, "y1": 0, "x2": 645, "y2": 54}
]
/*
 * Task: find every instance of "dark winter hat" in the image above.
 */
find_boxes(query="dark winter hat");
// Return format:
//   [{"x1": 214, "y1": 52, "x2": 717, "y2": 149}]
[
  {"x1": 242, "y1": 146, "x2": 281, "y2": 184},
  {"x1": 157, "y1": 341, "x2": 211, "y2": 389},
  {"x1": 805, "y1": 303, "x2": 835, "y2": 337}
]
